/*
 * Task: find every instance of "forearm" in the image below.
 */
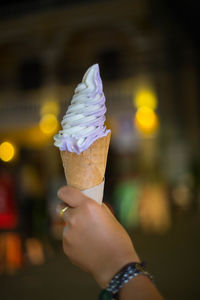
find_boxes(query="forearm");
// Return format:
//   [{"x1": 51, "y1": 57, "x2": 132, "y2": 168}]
[{"x1": 119, "y1": 275, "x2": 164, "y2": 300}]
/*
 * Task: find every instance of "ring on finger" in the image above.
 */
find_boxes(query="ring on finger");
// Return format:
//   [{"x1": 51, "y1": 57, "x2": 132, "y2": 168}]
[{"x1": 60, "y1": 206, "x2": 69, "y2": 218}]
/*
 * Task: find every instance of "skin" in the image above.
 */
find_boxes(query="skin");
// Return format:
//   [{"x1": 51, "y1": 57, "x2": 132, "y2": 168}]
[{"x1": 57, "y1": 186, "x2": 164, "y2": 299}]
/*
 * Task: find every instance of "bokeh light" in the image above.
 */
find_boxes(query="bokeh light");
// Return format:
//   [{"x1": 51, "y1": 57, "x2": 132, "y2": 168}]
[
  {"x1": 134, "y1": 89, "x2": 157, "y2": 110},
  {"x1": 0, "y1": 141, "x2": 16, "y2": 162},
  {"x1": 40, "y1": 101, "x2": 60, "y2": 116},
  {"x1": 135, "y1": 106, "x2": 159, "y2": 135},
  {"x1": 39, "y1": 114, "x2": 59, "y2": 135}
]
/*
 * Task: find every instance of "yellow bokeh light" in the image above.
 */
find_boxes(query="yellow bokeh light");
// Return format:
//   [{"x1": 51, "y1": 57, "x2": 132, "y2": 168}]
[
  {"x1": 0, "y1": 141, "x2": 15, "y2": 162},
  {"x1": 40, "y1": 101, "x2": 60, "y2": 116},
  {"x1": 39, "y1": 114, "x2": 59, "y2": 135},
  {"x1": 135, "y1": 106, "x2": 159, "y2": 135},
  {"x1": 134, "y1": 90, "x2": 157, "y2": 110}
]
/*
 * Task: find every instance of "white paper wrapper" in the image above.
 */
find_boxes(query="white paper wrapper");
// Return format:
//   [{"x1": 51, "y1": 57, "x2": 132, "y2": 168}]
[{"x1": 81, "y1": 181, "x2": 104, "y2": 204}]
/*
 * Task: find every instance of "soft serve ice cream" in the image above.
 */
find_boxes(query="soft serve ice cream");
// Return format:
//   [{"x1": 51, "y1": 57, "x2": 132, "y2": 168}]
[
  {"x1": 54, "y1": 64, "x2": 110, "y2": 154},
  {"x1": 54, "y1": 64, "x2": 111, "y2": 201}
]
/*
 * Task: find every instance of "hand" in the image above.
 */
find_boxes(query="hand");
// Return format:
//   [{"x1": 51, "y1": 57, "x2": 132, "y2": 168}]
[{"x1": 57, "y1": 186, "x2": 140, "y2": 288}]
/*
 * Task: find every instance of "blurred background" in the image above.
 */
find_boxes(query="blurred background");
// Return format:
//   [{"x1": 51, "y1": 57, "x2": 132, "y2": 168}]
[{"x1": 0, "y1": 0, "x2": 200, "y2": 299}]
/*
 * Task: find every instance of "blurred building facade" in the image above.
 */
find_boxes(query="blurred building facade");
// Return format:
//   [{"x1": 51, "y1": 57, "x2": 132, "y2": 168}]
[{"x1": 0, "y1": 0, "x2": 199, "y2": 147}]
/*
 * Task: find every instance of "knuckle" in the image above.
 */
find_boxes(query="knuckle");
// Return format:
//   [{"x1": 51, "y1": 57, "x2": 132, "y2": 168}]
[
  {"x1": 84, "y1": 198, "x2": 95, "y2": 213},
  {"x1": 84, "y1": 199, "x2": 98, "y2": 219},
  {"x1": 68, "y1": 215, "x2": 76, "y2": 227},
  {"x1": 62, "y1": 229, "x2": 69, "y2": 243}
]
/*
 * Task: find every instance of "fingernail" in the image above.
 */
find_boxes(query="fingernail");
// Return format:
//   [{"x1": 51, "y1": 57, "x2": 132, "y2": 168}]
[{"x1": 57, "y1": 188, "x2": 63, "y2": 198}]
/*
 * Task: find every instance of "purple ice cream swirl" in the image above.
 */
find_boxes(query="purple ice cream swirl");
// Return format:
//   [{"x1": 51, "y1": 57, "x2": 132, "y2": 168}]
[{"x1": 54, "y1": 64, "x2": 110, "y2": 154}]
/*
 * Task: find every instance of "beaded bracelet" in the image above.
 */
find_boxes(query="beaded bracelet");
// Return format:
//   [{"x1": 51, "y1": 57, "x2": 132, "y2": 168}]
[{"x1": 99, "y1": 261, "x2": 153, "y2": 300}]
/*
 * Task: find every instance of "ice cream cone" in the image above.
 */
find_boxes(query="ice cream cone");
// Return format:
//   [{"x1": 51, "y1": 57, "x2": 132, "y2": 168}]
[{"x1": 60, "y1": 131, "x2": 111, "y2": 190}]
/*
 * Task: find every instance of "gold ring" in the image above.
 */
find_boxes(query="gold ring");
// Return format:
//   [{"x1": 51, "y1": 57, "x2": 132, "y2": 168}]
[{"x1": 60, "y1": 206, "x2": 69, "y2": 218}]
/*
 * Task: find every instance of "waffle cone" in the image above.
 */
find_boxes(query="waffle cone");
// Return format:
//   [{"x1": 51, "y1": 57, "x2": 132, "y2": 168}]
[{"x1": 60, "y1": 132, "x2": 111, "y2": 190}]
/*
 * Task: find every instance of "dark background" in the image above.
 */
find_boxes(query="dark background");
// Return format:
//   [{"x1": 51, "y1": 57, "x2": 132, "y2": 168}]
[{"x1": 0, "y1": 1, "x2": 200, "y2": 299}]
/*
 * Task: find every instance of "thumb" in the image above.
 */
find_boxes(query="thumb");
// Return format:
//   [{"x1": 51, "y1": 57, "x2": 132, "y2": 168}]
[{"x1": 57, "y1": 186, "x2": 88, "y2": 208}]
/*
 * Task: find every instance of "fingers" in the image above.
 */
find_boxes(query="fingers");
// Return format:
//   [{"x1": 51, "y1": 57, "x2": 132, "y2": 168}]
[
  {"x1": 56, "y1": 203, "x2": 69, "y2": 217},
  {"x1": 57, "y1": 185, "x2": 87, "y2": 208},
  {"x1": 56, "y1": 202, "x2": 67, "y2": 216},
  {"x1": 56, "y1": 203, "x2": 70, "y2": 225}
]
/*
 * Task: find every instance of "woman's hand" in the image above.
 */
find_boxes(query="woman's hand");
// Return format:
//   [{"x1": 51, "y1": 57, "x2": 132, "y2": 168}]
[{"x1": 57, "y1": 186, "x2": 140, "y2": 288}]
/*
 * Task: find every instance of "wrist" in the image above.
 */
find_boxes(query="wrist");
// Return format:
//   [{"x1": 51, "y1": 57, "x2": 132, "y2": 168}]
[
  {"x1": 99, "y1": 261, "x2": 154, "y2": 300},
  {"x1": 95, "y1": 252, "x2": 140, "y2": 288}
]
